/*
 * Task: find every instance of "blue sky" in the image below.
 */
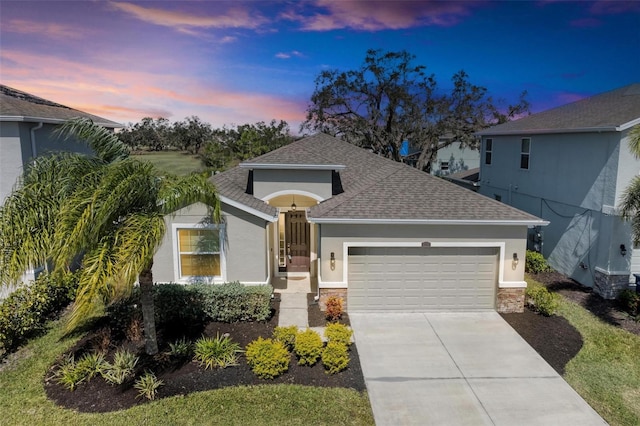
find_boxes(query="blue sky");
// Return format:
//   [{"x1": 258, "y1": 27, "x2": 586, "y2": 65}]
[{"x1": 1, "y1": 1, "x2": 638, "y2": 131}]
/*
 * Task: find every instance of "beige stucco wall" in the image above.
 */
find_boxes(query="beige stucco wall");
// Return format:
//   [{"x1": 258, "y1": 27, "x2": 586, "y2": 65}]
[
  {"x1": 153, "y1": 202, "x2": 269, "y2": 283},
  {"x1": 253, "y1": 169, "x2": 332, "y2": 200},
  {"x1": 317, "y1": 223, "x2": 528, "y2": 287}
]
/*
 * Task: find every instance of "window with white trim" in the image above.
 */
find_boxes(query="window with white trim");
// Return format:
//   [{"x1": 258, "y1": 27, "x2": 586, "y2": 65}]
[
  {"x1": 176, "y1": 227, "x2": 221, "y2": 278},
  {"x1": 520, "y1": 138, "x2": 530, "y2": 170},
  {"x1": 439, "y1": 161, "x2": 449, "y2": 172},
  {"x1": 485, "y1": 138, "x2": 493, "y2": 165}
]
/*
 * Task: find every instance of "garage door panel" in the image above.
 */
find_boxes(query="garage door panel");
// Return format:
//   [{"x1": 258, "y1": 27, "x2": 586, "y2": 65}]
[{"x1": 348, "y1": 247, "x2": 497, "y2": 312}]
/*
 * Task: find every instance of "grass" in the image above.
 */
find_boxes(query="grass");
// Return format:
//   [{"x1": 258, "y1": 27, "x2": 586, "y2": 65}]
[
  {"x1": 0, "y1": 320, "x2": 374, "y2": 426},
  {"x1": 131, "y1": 151, "x2": 205, "y2": 175},
  {"x1": 526, "y1": 276, "x2": 640, "y2": 426}
]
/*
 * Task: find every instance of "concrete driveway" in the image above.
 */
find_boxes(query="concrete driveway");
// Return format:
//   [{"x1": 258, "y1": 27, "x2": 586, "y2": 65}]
[{"x1": 350, "y1": 312, "x2": 606, "y2": 426}]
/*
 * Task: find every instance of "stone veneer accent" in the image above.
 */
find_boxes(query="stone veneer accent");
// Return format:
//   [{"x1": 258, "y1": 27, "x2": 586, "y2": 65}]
[
  {"x1": 594, "y1": 269, "x2": 630, "y2": 299},
  {"x1": 496, "y1": 288, "x2": 525, "y2": 313},
  {"x1": 319, "y1": 288, "x2": 347, "y2": 311}
]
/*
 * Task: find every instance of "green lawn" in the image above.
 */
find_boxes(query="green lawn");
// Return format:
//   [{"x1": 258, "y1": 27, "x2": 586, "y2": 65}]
[
  {"x1": 526, "y1": 276, "x2": 640, "y2": 426},
  {"x1": 131, "y1": 151, "x2": 206, "y2": 175},
  {"x1": 0, "y1": 320, "x2": 374, "y2": 426}
]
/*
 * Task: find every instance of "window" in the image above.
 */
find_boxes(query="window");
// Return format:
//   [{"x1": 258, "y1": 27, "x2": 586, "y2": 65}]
[
  {"x1": 177, "y1": 227, "x2": 221, "y2": 278},
  {"x1": 439, "y1": 161, "x2": 449, "y2": 172},
  {"x1": 520, "y1": 138, "x2": 531, "y2": 169},
  {"x1": 485, "y1": 138, "x2": 493, "y2": 165}
]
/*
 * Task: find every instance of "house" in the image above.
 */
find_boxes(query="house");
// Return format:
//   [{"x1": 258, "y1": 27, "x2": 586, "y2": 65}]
[
  {"x1": 400, "y1": 137, "x2": 480, "y2": 175},
  {"x1": 0, "y1": 84, "x2": 121, "y2": 204},
  {"x1": 0, "y1": 85, "x2": 121, "y2": 294},
  {"x1": 152, "y1": 133, "x2": 546, "y2": 313},
  {"x1": 477, "y1": 83, "x2": 640, "y2": 298}
]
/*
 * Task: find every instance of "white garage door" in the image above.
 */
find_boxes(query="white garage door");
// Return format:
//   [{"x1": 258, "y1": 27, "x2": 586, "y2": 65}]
[{"x1": 348, "y1": 246, "x2": 498, "y2": 311}]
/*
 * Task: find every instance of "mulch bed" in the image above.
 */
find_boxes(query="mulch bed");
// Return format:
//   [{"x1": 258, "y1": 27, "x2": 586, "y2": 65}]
[
  {"x1": 503, "y1": 271, "x2": 640, "y2": 375},
  {"x1": 44, "y1": 296, "x2": 366, "y2": 413}
]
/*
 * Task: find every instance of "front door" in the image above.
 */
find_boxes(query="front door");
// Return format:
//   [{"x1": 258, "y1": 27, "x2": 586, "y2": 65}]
[{"x1": 285, "y1": 211, "x2": 310, "y2": 272}]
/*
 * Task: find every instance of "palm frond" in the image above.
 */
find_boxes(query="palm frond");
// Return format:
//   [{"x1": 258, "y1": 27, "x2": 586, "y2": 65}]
[
  {"x1": 54, "y1": 117, "x2": 129, "y2": 164},
  {"x1": 158, "y1": 173, "x2": 221, "y2": 222},
  {"x1": 629, "y1": 124, "x2": 640, "y2": 159},
  {"x1": 621, "y1": 176, "x2": 640, "y2": 245}
]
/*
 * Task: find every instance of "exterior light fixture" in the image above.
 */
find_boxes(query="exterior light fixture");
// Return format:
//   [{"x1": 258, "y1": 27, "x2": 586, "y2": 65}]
[
  {"x1": 330, "y1": 252, "x2": 336, "y2": 270},
  {"x1": 512, "y1": 252, "x2": 519, "y2": 269},
  {"x1": 291, "y1": 195, "x2": 296, "y2": 211},
  {"x1": 620, "y1": 244, "x2": 627, "y2": 256}
]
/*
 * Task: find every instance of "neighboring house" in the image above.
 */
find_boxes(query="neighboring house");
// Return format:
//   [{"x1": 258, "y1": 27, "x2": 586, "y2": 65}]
[
  {"x1": 401, "y1": 137, "x2": 480, "y2": 176},
  {"x1": 152, "y1": 133, "x2": 546, "y2": 313},
  {"x1": 477, "y1": 83, "x2": 640, "y2": 298},
  {"x1": 443, "y1": 167, "x2": 480, "y2": 192},
  {"x1": 0, "y1": 85, "x2": 121, "y2": 294}
]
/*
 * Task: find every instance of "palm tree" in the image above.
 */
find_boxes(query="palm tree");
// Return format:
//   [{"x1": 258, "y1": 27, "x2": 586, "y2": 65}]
[
  {"x1": 0, "y1": 118, "x2": 220, "y2": 355},
  {"x1": 621, "y1": 124, "x2": 640, "y2": 245}
]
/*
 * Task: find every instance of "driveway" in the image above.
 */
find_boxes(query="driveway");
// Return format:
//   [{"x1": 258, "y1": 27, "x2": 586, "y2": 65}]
[{"x1": 350, "y1": 312, "x2": 606, "y2": 426}]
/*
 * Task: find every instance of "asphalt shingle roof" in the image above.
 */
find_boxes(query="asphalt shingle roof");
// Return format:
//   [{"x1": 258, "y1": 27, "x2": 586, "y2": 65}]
[
  {"x1": 212, "y1": 133, "x2": 543, "y2": 224},
  {"x1": 0, "y1": 85, "x2": 122, "y2": 128},
  {"x1": 478, "y1": 83, "x2": 640, "y2": 135}
]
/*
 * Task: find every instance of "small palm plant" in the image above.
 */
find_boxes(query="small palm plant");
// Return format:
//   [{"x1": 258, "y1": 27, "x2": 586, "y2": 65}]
[
  {"x1": 134, "y1": 371, "x2": 164, "y2": 400},
  {"x1": 193, "y1": 334, "x2": 242, "y2": 369}
]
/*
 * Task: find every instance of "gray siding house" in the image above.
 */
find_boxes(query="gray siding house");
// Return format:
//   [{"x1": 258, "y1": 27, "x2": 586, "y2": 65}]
[
  {"x1": 478, "y1": 84, "x2": 640, "y2": 298},
  {"x1": 153, "y1": 133, "x2": 546, "y2": 313},
  {"x1": 0, "y1": 85, "x2": 121, "y2": 294}
]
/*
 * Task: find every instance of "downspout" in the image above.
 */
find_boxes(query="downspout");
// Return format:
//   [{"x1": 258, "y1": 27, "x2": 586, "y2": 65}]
[{"x1": 30, "y1": 122, "x2": 44, "y2": 159}]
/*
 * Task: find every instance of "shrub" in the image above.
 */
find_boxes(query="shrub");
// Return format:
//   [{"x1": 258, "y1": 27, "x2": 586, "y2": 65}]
[
  {"x1": 322, "y1": 341, "x2": 350, "y2": 374},
  {"x1": 134, "y1": 371, "x2": 164, "y2": 400},
  {"x1": 168, "y1": 337, "x2": 192, "y2": 358},
  {"x1": 54, "y1": 355, "x2": 86, "y2": 391},
  {"x1": 245, "y1": 337, "x2": 290, "y2": 379},
  {"x1": 294, "y1": 329, "x2": 323, "y2": 366},
  {"x1": 195, "y1": 282, "x2": 272, "y2": 322},
  {"x1": 102, "y1": 348, "x2": 138, "y2": 385},
  {"x1": 272, "y1": 325, "x2": 298, "y2": 351},
  {"x1": 0, "y1": 271, "x2": 78, "y2": 354},
  {"x1": 324, "y1": 323, "x2": 353, "y2": 346},
  {"x1": 525, "y1": 250, "x2": 553, "y2": 274},
  {"x1": 325, "y1": 296, "x2": 344, "y2": 322},
  {"x1": 526, "y1": 284, "x2": 560, "y2": 317},
  {"x1": 617, "y1": 289, "x2": 640, "y2": 316},
  {"x1": 75, "y1": 352, "x2": 107, "y2": 381},
  {"x1": 193, "y1": 334, "x2": 242, "y2": 369}
]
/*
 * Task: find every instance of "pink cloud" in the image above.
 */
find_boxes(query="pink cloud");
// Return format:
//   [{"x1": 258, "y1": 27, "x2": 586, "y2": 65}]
[
  {"x1": 1, "y1": 49, "x2": 306, "y2": 129},
  {"x1": 282, "y1": 0, "x2": 478, "y2": 31},
  {"x1": 275, "y1": 50, "x2": 304, "y2": 59},
  {"x1": 589, "y1": 0, "x2": 640, "y2": 15},
  {"x1": 110, "y1": 2, "x2": 268, "y2": 31},
  {"x1": 3, "y1": 19, "x2": 84, "y2": 39}
]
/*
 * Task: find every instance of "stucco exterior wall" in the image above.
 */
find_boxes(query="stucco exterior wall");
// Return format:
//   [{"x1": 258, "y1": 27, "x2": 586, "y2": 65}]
[
  {"x1": 253, "y1": 169, "x2": 332, "y2": 200},
  {"x1": 432, "y1": 142, "x2": 479, "y2": 176},
  {"x1": 0, "y1": 122, "x2": 22, "y2": 204},
  {"x1": 153, "y1": 202, "x2": 268, "y2": 284},
  {"x1": 479, "y1": 132, "x2": 633, "y2": 292},
  {"x1": 317, "y1": 223, "x2": 527, "y2": 288},
  {"x1": 616, "y1": 128, "x2": 640, "y2": 205}
]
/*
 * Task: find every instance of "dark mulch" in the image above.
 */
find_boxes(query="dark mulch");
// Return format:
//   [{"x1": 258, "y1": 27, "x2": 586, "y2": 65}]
[
  {"x1": 307, "y1": 293, "x2": 350, "y2": 327},
  {"x1": 531, "y1": 271, "x2": 640, "y2": 337},
  {"x1": 44, "y1": 297, "x2": 366, "y2": 413},
  {"x1": 500, "y1": 309, "x2": 582, "y2": 375}
]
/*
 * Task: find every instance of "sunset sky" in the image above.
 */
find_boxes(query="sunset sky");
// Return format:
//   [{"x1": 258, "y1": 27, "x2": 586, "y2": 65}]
[{"x1": 1, "y1": 1, "x2": 638, "y2": 132}]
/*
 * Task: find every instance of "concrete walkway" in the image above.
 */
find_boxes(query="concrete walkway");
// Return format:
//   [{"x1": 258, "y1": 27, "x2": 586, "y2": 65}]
[
  {"x1": 350, "y1": 312, "x2": 606, "y2": 426},
  {"x1": 273, "y1": 276, "x2": 326, "y2": 334}
]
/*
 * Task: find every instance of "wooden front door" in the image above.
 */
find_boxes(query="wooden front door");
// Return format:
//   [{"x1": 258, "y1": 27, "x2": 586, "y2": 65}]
[{"x1": 285, "y1": 211, "x2": 310, "y2": 272}]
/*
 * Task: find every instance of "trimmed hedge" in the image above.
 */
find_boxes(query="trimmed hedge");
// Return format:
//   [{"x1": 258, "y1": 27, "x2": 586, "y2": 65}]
[
  {"x1": 0, "y1": 272, "x2": 78, "y2": 354},
  {"x1": 525, "y1": 250, "x2": 553, "y2": 273},
  {"x1": 106, "y1": 282, "x2": 273, "y2": 333},
  {"x1": 194, "y1": 281, "x2": 272, "y2": 322},
  {"x1": 525, "y1": 283, "x2": 560, "y2": 316}
]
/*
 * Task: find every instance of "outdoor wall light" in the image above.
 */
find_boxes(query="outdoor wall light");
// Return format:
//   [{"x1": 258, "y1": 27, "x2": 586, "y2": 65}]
[
  {"x1": 620, "y1": 244, "x2": 627, "y2": 256},
  {"x1": 330, "y1": 252, "x2": 336, "y2": 270},
  {"x1": 291, "y1": 195, "x2": 296, "y2": 211},
  {"x1": 512, "y1": 252, "x2": 519, "y2": 269}
]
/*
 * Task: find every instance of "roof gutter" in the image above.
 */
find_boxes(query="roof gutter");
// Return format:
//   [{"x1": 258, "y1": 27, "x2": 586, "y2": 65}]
[
  {"x1": 1, "y1": 115, "x2": 123, "y2": 128},
  {"x1": 306, "y1": 217, "x2": 549, "y2": 226},
  {"x1": 30, "y1": 122, "x2": 43, "y2": 158},
  {"x1": 476, "y1": 122, "x2": 640, "y2": 137},
  {"x1": 239, "y1": 163, "x2": 346, "y2": 170}
]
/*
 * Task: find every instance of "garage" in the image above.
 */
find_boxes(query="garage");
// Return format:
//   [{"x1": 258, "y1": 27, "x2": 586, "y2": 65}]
[{"x1": 347, "y1": 246, "x2": 498, "y2": 311}]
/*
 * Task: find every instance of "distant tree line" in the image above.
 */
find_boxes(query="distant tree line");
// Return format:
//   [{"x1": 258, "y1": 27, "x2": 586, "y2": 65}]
[{"x1": 117, "y1": 117, "x2": 293, "y2": 171}]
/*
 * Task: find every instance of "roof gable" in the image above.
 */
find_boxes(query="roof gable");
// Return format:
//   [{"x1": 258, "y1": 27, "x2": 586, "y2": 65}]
[
  {"x1": 212, "y1": 134, "x2": 544, "y2": 225},
  {"x1": 0, "y1": 85, "x2": 122, "y2": 128},
  {"x1": 479, "y1": 83, "x2": 640, "y2": 136}
]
